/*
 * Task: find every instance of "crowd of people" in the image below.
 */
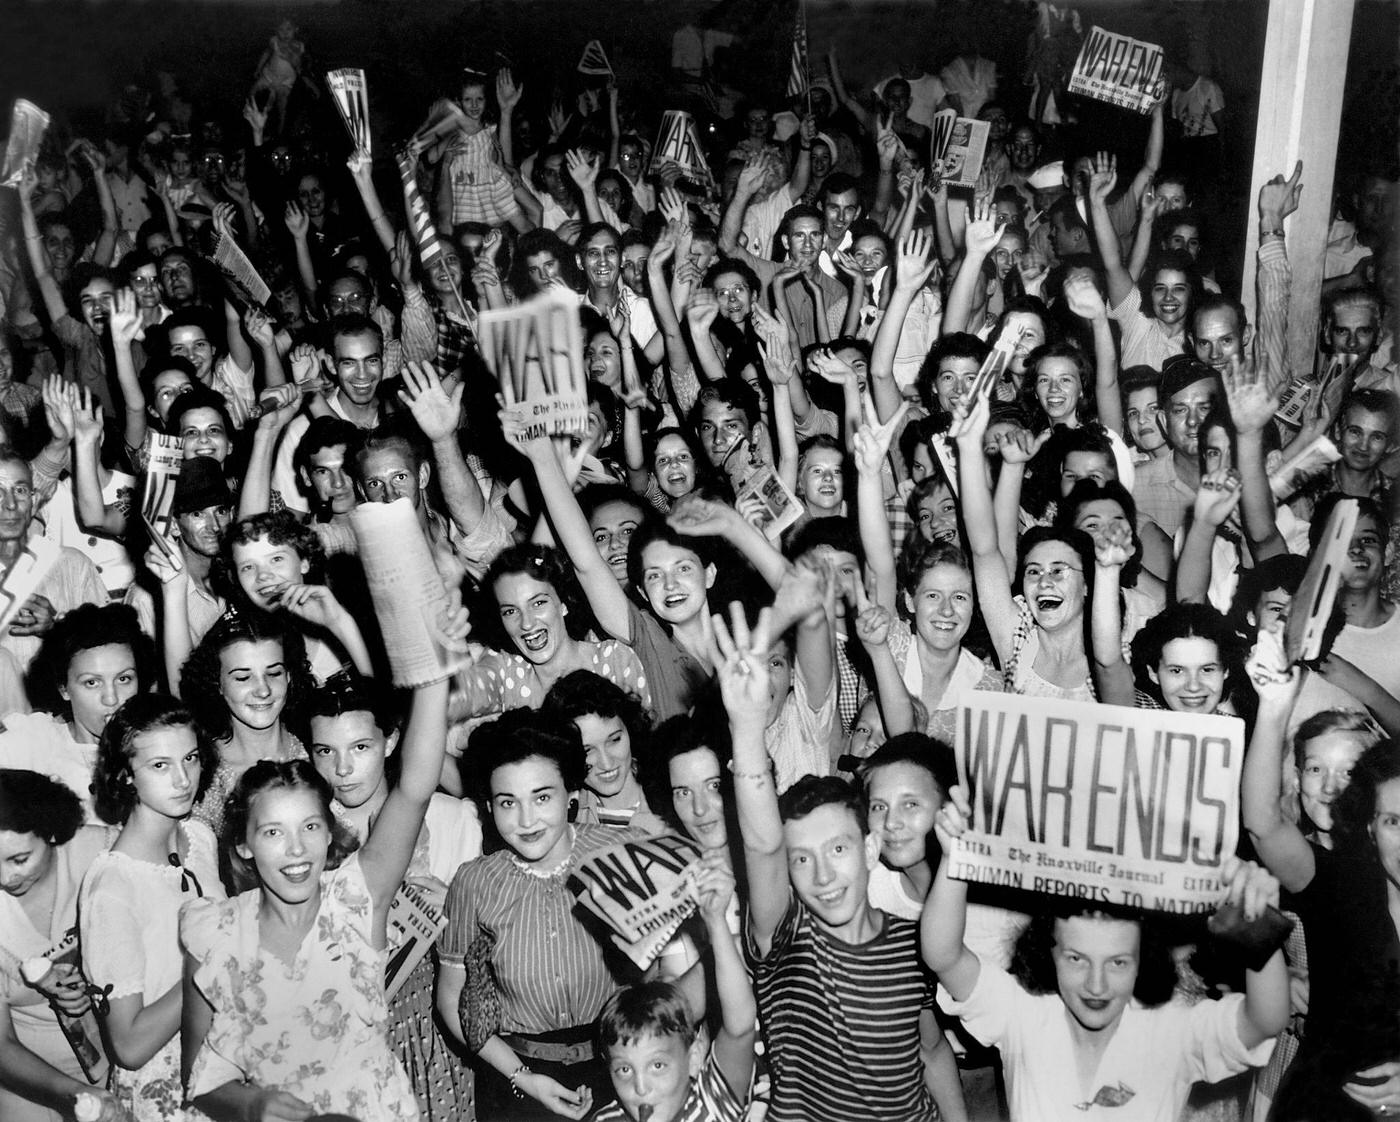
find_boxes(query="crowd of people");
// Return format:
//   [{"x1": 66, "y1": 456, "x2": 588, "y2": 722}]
[{"x1": 0, "y1": 8, "x2": 1396, "y2": 1122}]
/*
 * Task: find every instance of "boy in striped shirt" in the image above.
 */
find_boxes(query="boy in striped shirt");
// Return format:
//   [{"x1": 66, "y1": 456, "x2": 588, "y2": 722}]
[
  {"x1": 716, "y1": 605, "x2": 961, "y2": 1122},
  {"x1": 594, "y1": 852, "x2": 755, "y2": 1122}
]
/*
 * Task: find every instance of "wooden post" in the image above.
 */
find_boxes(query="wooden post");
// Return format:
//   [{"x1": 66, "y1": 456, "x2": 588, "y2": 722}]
[{"x1": 1241, "y1": 0, "x2": 1356, "y2": 379}]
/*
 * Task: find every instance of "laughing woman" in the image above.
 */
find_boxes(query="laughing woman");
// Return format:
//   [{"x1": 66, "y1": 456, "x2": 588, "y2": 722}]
[
  {"x1": 80, "y1": 696, "x2": 221, "y2": 1122},
  {"x1": 180, "y1": 673, "x2": 453, "y2": 1122}
]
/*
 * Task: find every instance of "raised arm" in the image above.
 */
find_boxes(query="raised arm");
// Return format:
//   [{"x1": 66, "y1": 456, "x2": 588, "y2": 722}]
[
  {"x1": 717, "y1": 156, "x2": 772, "y2": 274},
  {"x1": 1089, "y1": 524, "x2": 1136, "y2": 706},
  {"x1": 694, "y1": 855, "x2": 758, "y2": 1096},
  {"x1": 853, "y1": 405, "x2": 910, "y2": 613},
  {"x1": 921, "y1": 787, "x2": 982, "y2": 1000},
  {"x1": 1240, "y1": 637, "x2": 1316, "y2": 893},
  {"x1": 85, "y1": 146, "x2": 119, "y2": 267},
  {"x1": 1063, "y1": 273, "x2": 1123, "y2": 434},
  {"x1": 107, "y1": 289, "x2": 150, "y2": 452},
  {"x1": 954, "y1": 395, "x2": 1018, "y2": 662},
  {"x1": 70, "y1": 388, "x2": 125, "y2": 536},
  {"x1": 347, "y1": 152, "x2": 396, "y2": 255},
  {"x1": 398, "y1": 362, "x2": 487, "y2": 532},
  {"x1": 1086, "y1": 153, "x2": 1133, "y2": 309},
  {"x1": 786, "y1": 115, "x2": 815, "y2": 201},
  {"x1": 360, "y1": 675, "x2": 452, "y2": 912},
  {"x1": 1223, "y1": 357, "x2": 1289, "y2": 560},
  {"x1": 1175, "y1": 471, "x2": 1242, "y2": 604},
  {"x1": 1126, "y1": 99, "x2": 1165, "y2": 204},
  {"x1": 565, "y1": 149, "x2": 605, "y2": 226},
  {"x1": 871, "y1": 229, "x2": 937, "y2": 423},
  {"x1": 1255, "y1": 163, "x2": 1302, "y2": 395},
  {"x1": 852, "y1": 594, "x2": 916, "y2": 737},
  {"x1": 1126, "y1": 188, "x2": 1161, "y2": 283},
  {"x1": 18, "y1": 170, "x2": 68, "y2": 325},
  {"x1": 236, "y1": 385, "x2": 301, "y2": 519},
  {"x1": 942, "y1": 201, "x2": 1003, "y2": 336},
  {"x1": 827, "y1": 50, "x2": 877, "y2": 136},
  {"x1": 715, "y1": 605, "x2": 791, "y2": 957}
]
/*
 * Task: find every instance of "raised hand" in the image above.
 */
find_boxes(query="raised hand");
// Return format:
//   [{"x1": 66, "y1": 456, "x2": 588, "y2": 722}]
[
  {"x1": 1017, "y1": 248, "x2": 1049, "y2": 295},
  {"x1": 284, "y1": 200, "x2": 310, "y2": 240},
  {"x1": 1245, "y1": 626, "x2": 1301, "y2": 703},
  {"x1": 1139, "y1": 185, "x2": 1162, "y2": 223},
  {"x1": 71, "y1": 386, "x2": 104, "y2": 446},
  {"x1": 346, "y1": 151, "x2": 372, "y2": 180},
  {"x1": 242, "y1": 96, "x2": 269, "y2": 135},
  {"x1": 949, "y1": 389, "x2": 992, "y2": 448},
  {"x1": 685, "y1": 289, "x2": 720, "y2": 333},
  {"x1": 1088, "y1": 151, "x2": 1117, "y2": 206},
  {"x1": 894, "y1": 227, "x2": 937, "y2": 293},
  {"x1": 1093, "y1": 519, "x2": 1134, "y2": 570},
  {"x1": 565, "y1": 148, "x2": 599, "y2": 191},
  {"x1": 667, "y1": 494, "x2": 736, "y2": 538},
  {"x1": 694, "y1": 850, "x2": 737, "y2": 922},
  {"x1": 495, "y1": 69, "x2": 523, "y2": 113},
  {"x1": 809, "y1": 348, "x2": 857, "y2": 387},
  {"x1": 547, "y1": 100, "x2": 571, "y2": 142},
  {"x1": 831, "y1": 249, "x2": 863, "y2": 280},
  {"x1": 1259, "y1": 161, "x2": 1304, "y2": 224},
  {"x1": 108, "y1": 288, "x2": 144, "y2": 348},
  {"x1": 736, "y1": 153, "x2": 768, "y2": 198},
  {"x1": 712, "y1": 602, "x2": 774, "y2": 734},
  {"x1": 1193, "y1": 468, "x2": 1243, "y2": 528},
  {"x1": 854, "y1": 602, "x2": 892, "y2": 647},
  {"x1": 243, "y1": 307, "x2": 275, "y2": 348},
  {"x1": 42, "y1": 375, "x2": 74, "y2": 445},
  {"x1": 1062, "y1": 272, "x2": 1106, "y2": 321},
  {"x1": 212, "y1": 201, "x2": 237, "y2": 241},
  {"x1": 852, "y1": 395, "x2": 910, "y2": 473},
  {"x1": 390, "y1": 230, "x2": 415, "y2": 289},
  {"x1": 658, "y1": 185, "x2": 689, "y2": 228},
  {"x1": 932, "y1": 784, "x2": 973, "y2": 852},
  {"x1": 962, "y1": 197, "x2": 1006, "y2": 258},
  {"x1": 398, "y1": 360, "x2": 463, "y2": 443},
  {"x1": 993, "y1": 426, "x2": 1049, "y2": 465},
  {"x1": 755, "y1": 327, "x2": 798, "y2": 388},
  {"x1": 1222, "y1": 355, "x2": 1281, "y2": 436}
]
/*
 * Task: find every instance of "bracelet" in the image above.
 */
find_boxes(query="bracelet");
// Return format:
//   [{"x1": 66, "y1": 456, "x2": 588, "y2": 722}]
[
  {"x1": 25, "y1": 234, "x2": 42, "y2": 242},
  {"x1": 508, "y1": 1065, "x2": 531, "y2": 1099},
  {"x1": 1260, "y1": 227, "x2": 1285, "y2": 239},
  {"x1": 728, "y1": 763, "x2": 771, "y2": 782}
]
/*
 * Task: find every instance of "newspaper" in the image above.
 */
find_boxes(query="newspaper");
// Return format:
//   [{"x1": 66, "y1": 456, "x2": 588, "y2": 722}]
[
  {"x1": 650, "y1": 110, "x2": 714, "y2": 193},
  {"x1": 24, "y1": 929, "x2": 107, "y2": 1082},
  {"x1": 2, "y1": 100, "x2": 50, "y2": 186},
  {"x1": 326, "y1": 69, "x2": 371, "y2": 159},
  {"x1": 930, "y1": 110, "x2": 990, "y2": 190},
  {"x1": 1269, "y1": 435, "x2": 1339, "y2": 502},
  {"x1": 952, "y1": 692, "x2": 1243, "y2": 913},
  {"x1": 0, "y1": 536, "x2": 60, "y2": 635},
  {"x1": 140, "y1": 432, "x2": 186, "y2": 571},
  {"x1": 1284, "y1": 498, "x2": 1357, "y2": 664},
  {"x1": 348, "y1": 498, "x2": 468, "y2": 687},
  {"x1": 734, "y1": 455, "x2": 803, "y2": 540},
  {"x1": 570, "y1": 834, "x2": 702, "y2": 969},
  {"x1": 947, "y1": 326, "x2": 1021, "y2": 440},
  {"x1": 213, "y1": 229, "x2": 272, "y2": 308},
  {"x1": 1068, "y1": 26, "x2": 1166, "y2": 115},
  {"x1": 479, "y1": 291, "x2": 588, "y2": 438},
  {"x1": 384, "y1": 879, "x2": 447, "y2": 1000}
]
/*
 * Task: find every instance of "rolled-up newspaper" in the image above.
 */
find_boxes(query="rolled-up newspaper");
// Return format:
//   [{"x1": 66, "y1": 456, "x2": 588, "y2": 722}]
[
  {"x1": 348, "y1": 498, "x2": 466, "y2": 687},
  {"x1": 2, "y1": 99, "x2": 50, "y2": 186}
]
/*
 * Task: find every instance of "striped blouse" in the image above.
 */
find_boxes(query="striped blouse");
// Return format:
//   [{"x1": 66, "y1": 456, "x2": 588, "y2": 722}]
[
  {"x1": 438, "y1": 824, "x2": 647, "y2": 1035},
  {"x1": 749, "y1": 899, "x2": 937, "y2": 1122}
]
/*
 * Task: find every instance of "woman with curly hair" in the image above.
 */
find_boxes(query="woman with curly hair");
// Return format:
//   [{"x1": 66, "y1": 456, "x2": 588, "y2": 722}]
[
  {"x1": 179, "y1": 611, "x2": 314, "y2": 839},
  {"x1": 543, "y1": 670, "x2": 664, "y2": 832},
  {"x1": 0, "y1": 770, "x2": 125, "y2": 1122},
  {"x1": 455, "y1": 544, "x2": 650, "y2": 721},
  {"x1": 181, "y1": 672, "x2": 451, "y2": 1121},
  {"x1": 925, "y1": 786, "x2": 1289, "y2": 1120},
  {"x1": 79, "y1": 695, "x2": 221, "y2": 1122},
  {"x1": 220, "y1": 511, "x2": 374, "y2": 683},
  {"x1": 0, "y1": 604, "x2": 154, "y2": 822}
]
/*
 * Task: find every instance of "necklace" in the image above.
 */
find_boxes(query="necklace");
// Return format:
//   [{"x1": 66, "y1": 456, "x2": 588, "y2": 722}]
[{"x1": 507, "y1": 827, "x2": 577, "y2": 880}]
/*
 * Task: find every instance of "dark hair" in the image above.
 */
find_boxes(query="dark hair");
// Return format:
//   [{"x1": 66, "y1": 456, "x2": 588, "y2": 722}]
[
  {"x1": 625, "y1": 519, "x2": 715, "y2": 596},
  {"x1": 641, "y1": 712, "x2": 734, "y2": 837},
  {"x1": 218, "y1": 511, "x2": 326, "y2": 597},
  {"x1": 65, "y1": 263, "x2": 116, "y2": 314},
  {"x1": 820, "y1": 172, "x2": 861, "y2": 204},
  {"x1": 138, "y1": 355, "x2": 198, "y2": 410},
  {"x1": 92, "y1": 694, "x2": 218, "y2": 825},
  {"x1": 779, "y1": 203, "x2": 824, "y2": 243},
  {"x1": 29, "y1": 604, "x2": 155, "y2": 722},
  {"x1": 783, "y1": 515, "x2": 863, "y2": 567},
  {"x1": 305, "y1": 672, "x2": 402, "y2": 742},
  {"x1": 482, "y1": 543, "x2": 594, "y2": 647},
  {"x1": 352, "y1": 424, "x2": 426, "y2": 477},
  {"x1": 1190, "y1": 291, "x2": 1245, "y2": 341},
  {"x1": 1137, "y1": 250, "x2": 1202, "y2": 322},
  {"x1": 992, "y1": 296, "x2": 1056, "y2": 353},
  {"x1": 690, "y1": 381, "x2": 761, "y2": 433},
  {"x1": 1021, "y1": 341, "x2": 1095, "y2": 431},
  {"x1": 1332, "y1": 740, "x2": 1400, "y2": 859},
  {"x1": 1129, "y1": 603, "x2": 1246, "y2": 709},
  {"x1": 168, "y1": 384, "x2": 234, "y2": 441},
  {"x1": 179, "y1": 611, "x2": 314, "y2": 742},
  {"x1": 328, "y1": 312, "x2": 384, "y2": 353},
  {"x1": 1055, "y1": 480, "x2": 1142, "y2": 587},
  {"x1": 222, "y1": 759, "x2": 359, "y2": 892},
  {"x1": 464, "y1": 707, "x2": 587, "y2": 810},
  {"x1": 576, "y1": 221, "x2": 621, "y2": 252},
  {"x1": 1339, "y1": 388, "x2": 1400, "y2": 442},
  {"x1": 293, "y1": 415, "x2": 363, "y2": 480},
  {"x1": 162, "y1": 304, "x2": 220, "y2": 348},
  {"x1": 1015, "y1": 525, "x2": 1096, "y2": 602},
  {"x1": 543, "y1": 670, "x2": 654, "y2": 780},
  {"x1": 510, "y1": 228, "x2": 584, "y2": 296},
  {"x1": 916, "y1": 333, "x2": 992, "y2": 417},
  {"x1": 702, "y1": 256, "x2": 759, "y2": 296},
  {"x1": 599, "y1": 981, "x2": 697, "y2": 1051},
  {"x1": 1311, "y1": 493, "x2": 1390, "y2": 551},
  {"x1": 0, "y1": 769, "x2": 84, "y2": 845},
  {"x1": 1119, "y1": 364, "x2": 1161, "y2": 401},
  {"x1": 1009, "y1": 903, "x2": 1177, "y2": 1006},
  {"x1": 858, "y1": 733, "x2": 956, "y2": 799},
  {"x1": 777, "y1": 774, "x2": 867, "y2": 830}
]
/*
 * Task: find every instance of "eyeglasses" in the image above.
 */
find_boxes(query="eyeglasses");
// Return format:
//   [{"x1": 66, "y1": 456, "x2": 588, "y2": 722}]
[{"x1": 1024, "y1": 563, "x2": 1082, "y2": 583}]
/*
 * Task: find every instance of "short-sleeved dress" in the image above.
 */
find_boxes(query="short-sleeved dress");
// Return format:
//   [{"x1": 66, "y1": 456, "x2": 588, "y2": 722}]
[
  {"x1": 180, "y1": 854, "x2": 419, "y2": 1122},
  {"x1": 79, "y1": 819, "x2": 222, "y2": 1122},
  {"x1": 0, "y1": 827, "x2": 112, "y2": 1122},
  {"x1": 459, "y1": 640, "x2": 651, "y2": 716}
]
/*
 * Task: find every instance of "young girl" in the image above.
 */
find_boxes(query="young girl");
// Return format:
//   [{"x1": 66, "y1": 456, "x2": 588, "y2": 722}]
[
  {"x1": 180, "y1": 612, "x2": 314, "y2": 839},
  {"x1": 0, "y1": 604, "x2": 152, "y2": 823},
  {"x1": 925, "y1": 788, "x2": 1289, "y2": 1120},
  {"x1": 181, "y1": 673, "x2": 452, "y2": 1120},
  {"x1": 543, "y1": 671, "x2": 664, "y2": 831},
  {"x1": 430, "y1": 71, "x2": 526, "y2": 232},
  {"x1": 81, "y1": 695, "x2": 221, "y2": 1121},
  {"x1": 436, "y1": 709, "x2": 650, "y2": 1120},
  {"x1": 0, "y1": 770, "x2": 122, "y2": 1122}
]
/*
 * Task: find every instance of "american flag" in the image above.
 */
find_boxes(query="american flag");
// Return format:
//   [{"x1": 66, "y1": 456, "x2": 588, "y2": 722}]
[{"x1": 786, "y1": 3, "x2": 809, "y2": 99}]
